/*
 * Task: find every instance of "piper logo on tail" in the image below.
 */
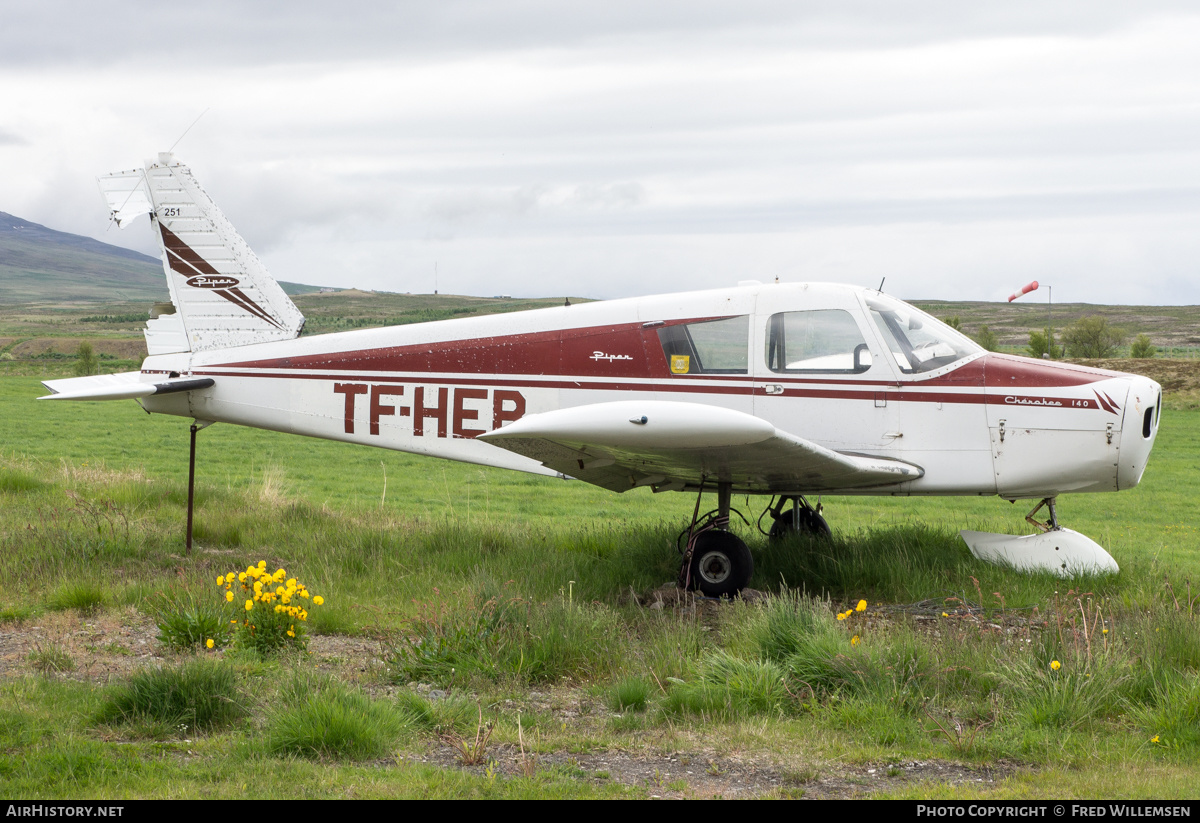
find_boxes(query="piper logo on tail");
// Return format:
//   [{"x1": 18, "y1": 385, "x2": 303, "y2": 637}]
[
  {"x1": 186, "y1": 275, "x2": 240, "y2": 289},
  {"x1": 159, "y1": 225, "x2": 283, "y2": 329}
]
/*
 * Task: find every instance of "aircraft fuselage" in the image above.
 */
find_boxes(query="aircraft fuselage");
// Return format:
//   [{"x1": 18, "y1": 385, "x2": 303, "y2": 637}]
[{"x1": 138, "y1": 282, "x2": 1161, "y2": 501}]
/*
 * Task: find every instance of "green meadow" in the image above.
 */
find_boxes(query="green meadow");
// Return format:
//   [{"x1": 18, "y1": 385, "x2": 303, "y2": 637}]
[{"x1": 2, "y1": 373, "x2": 1200, "y2": 799}]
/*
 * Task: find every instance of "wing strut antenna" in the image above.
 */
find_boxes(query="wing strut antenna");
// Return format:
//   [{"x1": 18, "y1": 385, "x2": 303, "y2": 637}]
[{"x1": 186, "y1": 420, "x2": 215, "y2": 555}]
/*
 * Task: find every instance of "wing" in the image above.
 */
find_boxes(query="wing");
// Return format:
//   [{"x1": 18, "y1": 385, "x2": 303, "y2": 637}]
[{"x1": 479, "y1": 400, "x2": 923, "y2": 494}]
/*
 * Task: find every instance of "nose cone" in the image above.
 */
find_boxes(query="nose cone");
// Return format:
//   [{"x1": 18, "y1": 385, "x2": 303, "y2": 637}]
[{"x1": 1118, "y1": 375, "x2": 1162, "y2": 490}]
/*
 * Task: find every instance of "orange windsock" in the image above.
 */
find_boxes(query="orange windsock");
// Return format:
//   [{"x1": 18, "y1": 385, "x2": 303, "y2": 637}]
[{"x1": 1008, "y1": 281, "x2": 1039, "y2": 302}]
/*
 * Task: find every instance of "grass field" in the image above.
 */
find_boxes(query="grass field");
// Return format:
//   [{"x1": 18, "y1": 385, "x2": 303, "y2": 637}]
[{"x1": 2, "y1": 367, "x2": 1200, "y2": 799}]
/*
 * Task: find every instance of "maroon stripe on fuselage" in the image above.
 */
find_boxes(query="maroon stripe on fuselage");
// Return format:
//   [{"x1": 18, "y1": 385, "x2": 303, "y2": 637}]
[
  {"x1": 215, "y1": 319, "x2": 728, "y2": 379},
  {"x1": 216, "y1": 323, "x2": 1124, "y2": 392},
  {"x1": 186, "y1": 367, "x2": 1107, "y2": 411}
]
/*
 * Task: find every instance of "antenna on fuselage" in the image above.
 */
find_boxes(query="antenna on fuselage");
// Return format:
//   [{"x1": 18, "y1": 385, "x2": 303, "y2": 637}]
[{"x1": 877, "y1": 277, "x2": 886, "y2": 293}]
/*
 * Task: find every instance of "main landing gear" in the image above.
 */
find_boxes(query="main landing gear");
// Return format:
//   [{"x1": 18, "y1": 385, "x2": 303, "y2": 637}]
[
  {"x1": 677, "y1": 489, "x2": 834, "y2": 597},
  {"x1": 678, "y1": 482, "x2": 754, "y2": 597},
  {"x1": 762, "y1": 495, "x2": 831, "y2": 541}
]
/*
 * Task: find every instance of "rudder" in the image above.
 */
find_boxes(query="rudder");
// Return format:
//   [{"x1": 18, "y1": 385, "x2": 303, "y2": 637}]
[{"x1": 98, "y1": 153, "x2": 305, "y2": 354}]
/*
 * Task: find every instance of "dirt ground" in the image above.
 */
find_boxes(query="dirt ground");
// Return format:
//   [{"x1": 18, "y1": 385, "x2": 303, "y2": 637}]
[
  {"x1": 1073, "y1": 358, "x2": 1200, "y2": 393},
  {"x1": 0, "y1": 595, "x2": 1023, "y2": 799}
]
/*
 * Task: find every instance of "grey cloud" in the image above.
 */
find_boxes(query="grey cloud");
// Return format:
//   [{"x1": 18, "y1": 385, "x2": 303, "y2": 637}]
[
  {"x1": 5, "y1": 1, "x2": 1197, "y2": 68},
  {"x1": 571, "y1": 182, "x2": 645, "y2": 209}
]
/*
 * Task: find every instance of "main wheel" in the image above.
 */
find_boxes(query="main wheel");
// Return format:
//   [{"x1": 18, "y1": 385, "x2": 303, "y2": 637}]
[
  {"x1": 686, "y1": 530, "x2": 753, "y2": 597},
  {"x1": 769, "y1": 507, "x2": 832, "y2": 541}
]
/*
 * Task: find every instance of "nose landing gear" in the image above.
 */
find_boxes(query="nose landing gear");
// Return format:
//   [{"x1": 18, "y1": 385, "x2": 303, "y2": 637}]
[{"x1": 960, "y1": 496, "x2": 1120, "y2": 576}]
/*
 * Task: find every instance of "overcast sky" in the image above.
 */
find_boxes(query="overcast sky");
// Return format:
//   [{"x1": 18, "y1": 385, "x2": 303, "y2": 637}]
[{"x1": 4, "y1": 1, "x2": 1200, "y2": 304}]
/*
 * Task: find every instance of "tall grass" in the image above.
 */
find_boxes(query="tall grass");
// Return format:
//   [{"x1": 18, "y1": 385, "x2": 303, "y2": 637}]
[
  {"x1": 97, "y1": 660, "x2": 246, "y2": 733},
  {"x1": 266, "y1": 671, "x2": 412, "y2": 760},
  {"x1": 390, "y1": 586, "x2": 631, "y2": 686}
]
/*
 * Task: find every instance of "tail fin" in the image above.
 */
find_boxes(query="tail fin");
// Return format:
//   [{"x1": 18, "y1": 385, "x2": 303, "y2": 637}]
[{"x1": 98, "y1": 153, "x2": 305, "y2": 354}]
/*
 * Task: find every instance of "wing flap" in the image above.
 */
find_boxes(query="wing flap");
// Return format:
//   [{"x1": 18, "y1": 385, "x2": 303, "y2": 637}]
[{"x1": 480, "y1": 401, "x2": 923, "y2": 493}]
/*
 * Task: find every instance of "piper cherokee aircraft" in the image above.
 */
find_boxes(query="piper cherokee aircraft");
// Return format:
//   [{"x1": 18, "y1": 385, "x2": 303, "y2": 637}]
[{"x1": 40, "y1": 154, "x2": 1163, "y2": 595}]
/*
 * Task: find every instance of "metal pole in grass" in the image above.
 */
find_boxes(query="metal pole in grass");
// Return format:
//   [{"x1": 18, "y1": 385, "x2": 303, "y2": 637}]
[{"x1": 187, "y1": 423, "x2": 197, "y2": 555}]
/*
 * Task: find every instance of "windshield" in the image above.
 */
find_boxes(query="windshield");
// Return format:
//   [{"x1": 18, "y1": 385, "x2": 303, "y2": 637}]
[{"x1": 865, "y1": 293, "x2": 981, "y2": 374}]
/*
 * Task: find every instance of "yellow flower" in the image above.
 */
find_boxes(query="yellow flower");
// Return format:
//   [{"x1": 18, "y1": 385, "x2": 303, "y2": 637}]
[
  {"x1": 258, "y1": 560, "x2": 267, "y2": 569},
  {"x1": 244, "y1": 600, "x2": 253, "y2": 611},
  {"x1": 217, "y1": 574, "x2": 225, "y2": 585},
  {"x1": 1102, "y1": 628, "x2": 1109, "y2": 634},
  {"x1": 851, "y1": 635, "x2": 860, "y2": 646},
  {"x1": 942, "y1": 612, "x2": 949, "y2": 617},
  {"x1": 856, "y1": 600, "x2": 867, "y2": 612},
  {"x1": 313, "y1": 595, "x2": 324, "y2": 606},
  {"x1": 1152, "y1": 735, "x2": 1160, "y2": 743},
  {"x1": 836, "y1": 612, "x2": 846, "y2": 621},
  {"x1": 287, "y1": 630, "x2": 295, "y2": 638},
  {"x1": 226, "y1": 591, "x2": 234, "y2": 602},
  {"x1": 238, "y1": 572, "x2": 247, "y2": 583},
  {"x1": 206, "y1": 638, "x2": 214, "y2": 649},
  {"x1": 1050, "y1": 660, "x2": 1061, "y2": 671}
]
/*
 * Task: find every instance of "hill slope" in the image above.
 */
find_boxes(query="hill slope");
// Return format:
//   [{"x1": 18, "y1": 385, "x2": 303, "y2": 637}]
[{"x1": 0, "y1": 211, "x2": 321, "y2": 303}]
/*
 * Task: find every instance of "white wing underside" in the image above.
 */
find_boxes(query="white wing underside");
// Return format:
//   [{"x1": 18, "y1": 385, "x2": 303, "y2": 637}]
[{"x1": 480, "y1": 401, "x2": 923, "y2": 494}]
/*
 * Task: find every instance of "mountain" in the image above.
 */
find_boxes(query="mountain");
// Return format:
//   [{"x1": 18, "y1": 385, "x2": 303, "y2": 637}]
[{"x1": 0, "y1": 212, "x2": 323, "y2": 303}]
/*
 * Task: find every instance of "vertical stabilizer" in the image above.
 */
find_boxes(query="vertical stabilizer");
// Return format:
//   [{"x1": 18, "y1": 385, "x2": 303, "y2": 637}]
[{"x1": 98, "y1": 154, "x2": 305, "y2": 354}]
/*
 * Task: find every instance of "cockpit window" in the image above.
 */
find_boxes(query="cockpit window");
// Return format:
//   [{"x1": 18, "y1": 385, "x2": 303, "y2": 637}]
[
  {"x1": 866, "y1": 294, "x2": 981, "y2": 374},
  {"x1": 766, "y1": 310, "x2": 872, "y2": 374},
  {"x1": 658, "y1": 316, "x2": 748, "y2": 374}
]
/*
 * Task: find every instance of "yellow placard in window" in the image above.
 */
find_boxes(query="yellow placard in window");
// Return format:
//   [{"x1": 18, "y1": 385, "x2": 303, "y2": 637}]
[{"x1": 670, "y1": 355, "x2": 690, "y2": 374}]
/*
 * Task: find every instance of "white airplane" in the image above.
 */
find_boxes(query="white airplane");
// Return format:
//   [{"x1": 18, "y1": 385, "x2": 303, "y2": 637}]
[{"x1": 41, "y1": 154, "x2": 1163, "y2": 595}]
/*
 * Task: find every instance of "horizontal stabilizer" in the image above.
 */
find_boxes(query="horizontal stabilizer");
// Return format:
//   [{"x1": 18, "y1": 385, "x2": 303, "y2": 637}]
[
  {"x1": 480, "y1": 400, "x2": 922, "y2": 494},
  {"x1": 39, "y1": 372, "x2": 214, "y2": 401}
]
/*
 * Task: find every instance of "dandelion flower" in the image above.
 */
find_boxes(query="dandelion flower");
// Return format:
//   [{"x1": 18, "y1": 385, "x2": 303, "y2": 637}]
[
  {"x1": 313, "y1": 595, "x2": 324, "y2": 606},
  {"x1": 1050, "y1": 660, "x2": 1061, "y2": 671},
  {"x1": 856, "y1": 600, "x2": 867, "y2": 612},
  {"x1": 206, "y1": 638, "x2": 214, "y2": 649}
]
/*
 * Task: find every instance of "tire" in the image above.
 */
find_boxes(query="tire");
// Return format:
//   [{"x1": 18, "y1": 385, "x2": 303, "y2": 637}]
[
  {"x1": 686, "y1": 530, "x2": 753, "y2": 597},
  {"x1": 769, "y1": 508, "x2": 832, "y2": 541}
]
